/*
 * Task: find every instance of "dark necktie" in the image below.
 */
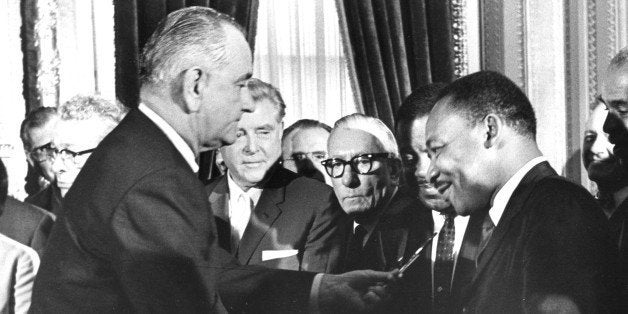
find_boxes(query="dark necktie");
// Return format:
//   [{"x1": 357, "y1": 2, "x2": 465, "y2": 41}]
[
  {"x1": 346, "y1": 224, "x2": 368, "y2": 271},
  {"x1": 434, "y1": 214, "x2": 455, "y2": 312}
]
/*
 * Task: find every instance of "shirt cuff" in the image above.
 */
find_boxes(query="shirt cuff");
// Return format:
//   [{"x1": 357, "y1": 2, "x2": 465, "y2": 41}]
[{"x1": 309, "y1": 273, "x2": 324, "y2": 313}]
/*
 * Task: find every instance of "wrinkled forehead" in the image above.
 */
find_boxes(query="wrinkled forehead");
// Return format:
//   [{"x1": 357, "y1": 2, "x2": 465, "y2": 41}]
[
  {"x1": 291, "y1": 127, "x2": 329, "y2": 151},
  {"x1": 328, "y1": 128, "x2": 386, "y2": 159}
]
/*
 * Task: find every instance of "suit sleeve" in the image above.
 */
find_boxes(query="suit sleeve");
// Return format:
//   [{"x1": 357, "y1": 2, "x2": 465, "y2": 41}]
[
  {"x1": 107, "y1": 168, "x2": 224, "y2": 313},
  {"x1": 522, "y1": 181, "x2": 620, "y2": 313},
  {"x1": 301, "y1": 190, "x2": 347, "y2": 274}
]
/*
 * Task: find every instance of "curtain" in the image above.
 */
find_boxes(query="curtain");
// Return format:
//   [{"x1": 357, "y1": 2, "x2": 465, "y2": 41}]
[
  {"x1": 113, "y1": 0, "x2": 259, "y2": 182},
  {"x1": 253, "y1": 0, "x2": 359, "y2": 127},
  {"x1": 340, "y1": 0, "x2": 455, "y2": 129}
]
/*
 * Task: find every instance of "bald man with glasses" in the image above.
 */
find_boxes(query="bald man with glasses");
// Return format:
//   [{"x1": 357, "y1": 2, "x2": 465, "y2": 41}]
[{"x1": 324, "y1": 113, "x2": 432, "y2": 313}]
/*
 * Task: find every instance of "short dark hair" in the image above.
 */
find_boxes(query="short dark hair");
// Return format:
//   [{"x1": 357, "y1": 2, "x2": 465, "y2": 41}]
[
  {"x1": 396, "y1": 83, "x2": 447, "y2": 126},
  {"x1": 0, "y1": 158, "x2": 7, "y2": 207},
  {"x1": 20, "y1": 107, "x2": 58, "y2": 151},
  {"x1": 283, "y1": 119, "x2": 331, "y2": 139},
  {"x1": 437, "y1": 71, "x2": 537, "y2": 139}
]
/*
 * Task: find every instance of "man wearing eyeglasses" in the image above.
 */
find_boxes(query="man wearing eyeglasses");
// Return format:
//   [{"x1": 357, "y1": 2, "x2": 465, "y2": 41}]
[
  {"x1": 281, "y1": 119, "x2": 333, "y2": 185},
  {"x1": 207, "y1": 79, "x2": 345, "y2": 274},
  {"x1": 324, "y1": 113, "x2": 432, "y2": 313},
  {"x1": 20, "y1": 107, "x2": 62, "y2": 214},
  {"x1": 50, "y1": 95, "x2": 128, "y2": 200}
]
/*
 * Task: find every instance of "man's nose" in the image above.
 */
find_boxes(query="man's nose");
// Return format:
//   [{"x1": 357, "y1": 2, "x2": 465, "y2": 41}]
[
  {"x1": 415, "y1": 157, "x2": 430, "y2": 184},
  {"x1": 243, "y1": 135, "x2": 259, "y2": 153},
  {"x1": 426, "y1": 161, "x2": 439, "y2": 185},
  {"x1": 340, "y1": 164, "x2": 359, "y2": 188},
  {"x1": 51, "y1": 154, "x2": 66, "y2": 175}
]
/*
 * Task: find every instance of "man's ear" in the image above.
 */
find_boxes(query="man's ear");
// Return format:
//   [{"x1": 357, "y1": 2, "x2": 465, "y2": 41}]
[
  {"x1": 181, "y1": 67, "x2": 206, "y2": 113},
  {"x1": 483, "y1": 114, "x2": 501, "y2": 149}
]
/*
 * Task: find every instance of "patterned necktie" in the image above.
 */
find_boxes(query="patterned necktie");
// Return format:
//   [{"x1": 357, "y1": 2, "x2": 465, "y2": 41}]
[
  {"x1": 476, "y1": 213, "x2": 495, "y2": 264},
  {"x1": 434, "y1": 214, "x2": 455, "y2": 312}
]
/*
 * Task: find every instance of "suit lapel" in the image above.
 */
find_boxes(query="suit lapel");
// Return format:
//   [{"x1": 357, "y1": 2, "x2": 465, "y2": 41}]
[
  {"x1": 467, "y1": 162, "x2": 556, "y2": 290},
  {"x1": 236, "y1": 185, "x2": 284, "y2": 264},
  {"x1": 207, "y1": 176, "x2": 231, "y2": 252}
]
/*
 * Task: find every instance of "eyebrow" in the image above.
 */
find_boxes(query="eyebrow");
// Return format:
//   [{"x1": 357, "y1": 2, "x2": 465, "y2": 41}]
[{"x1": 255, "y1": 124, "x2": 275, "y2": 130}]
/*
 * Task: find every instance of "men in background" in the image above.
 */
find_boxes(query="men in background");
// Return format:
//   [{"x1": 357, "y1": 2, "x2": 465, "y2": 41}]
[
  {"x1": 51, "y1": 95, "x2": 128, "y2": 200},
  {"x1": 601, "y1": 47, "x2": 628, "y2": 306},
  {"x1": 325, "y1": 113, "x2": 431, "y2": 312},
  {"x1": 281, "y1": 119, "x2": 332, "y2": 185},
  {"x1": 583, "y1": 97, "x2": 628, "y2": 215},
  {"x1": 0, "y1": 158, "x2": 40, "y2": 313},
  {"x1": 20, "y1": 107, "x2": 62, "y2": 213},
  {"x1": 0, "y1": 158, "x2": 54, "y2": 258},
  {"x1": 207, "y1": 79, "x2": 344, "y2": 273},
  {"x1": 32, "y1": 7, "x2": 394, "y2": 313},
  {"x1": 427, "y1": 70, "x2": 618, "y2": 312},
  {"x1": 395, "y1": 83, "x2": 478, "y2": 313}
]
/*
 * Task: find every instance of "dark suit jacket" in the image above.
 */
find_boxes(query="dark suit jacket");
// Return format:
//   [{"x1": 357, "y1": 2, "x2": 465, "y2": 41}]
[
  {"x1": 343, "y1": 190, "x2": 432, "y2": 313},
  {"x1": 206, "y1": 167, "x2": 345, "y2": 273},
  {"x1": 25, "y1": 184, "x2": 62, "y2": 216},
  {"x1": 0, "y1": 196, "x2": 54, "y2": 257},
  {"x1": 460, "y1": 161, "x2": 620, "y2": 313},
  {"x1": 30, "y1": 109, "x2": 314, "y2": 314}
]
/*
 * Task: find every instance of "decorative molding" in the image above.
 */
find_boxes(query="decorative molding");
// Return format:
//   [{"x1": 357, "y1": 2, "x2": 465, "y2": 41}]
[
  {"x1": 35, "y1": 0, "x2": 60, "y2": 108},
  {"x1": 451, "y1": 0, "x2": 468, "y2": 78},
  {"x1": 587, "y1": 0, "x2": 598, "y2": 106}
]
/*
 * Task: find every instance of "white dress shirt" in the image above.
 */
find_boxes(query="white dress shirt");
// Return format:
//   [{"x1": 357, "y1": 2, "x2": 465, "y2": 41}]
[
  {"x1": 488, "y1": 156, "x2": 547, "y2": 226},
  {"x1": 0, "y1": 233, "x2": 40, "y2": 314},
  {"x1": 226, "y1": 172, "x2": 262, "y2": 248},
  {"x1": 430, "y1": 212, "x2": 470, "y2": 294}
]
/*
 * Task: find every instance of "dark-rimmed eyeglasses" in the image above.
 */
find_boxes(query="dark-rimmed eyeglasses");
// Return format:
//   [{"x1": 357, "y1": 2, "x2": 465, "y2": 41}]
[
  {"x1": 320, "y1": 153, "x2": 394, "y2": 178},
  {"x1": 51, "y1": 147, "x2": 96, "y2": 164},
  {"x1": 280, "y1": 152, "x2": 328, "y2": 165}
]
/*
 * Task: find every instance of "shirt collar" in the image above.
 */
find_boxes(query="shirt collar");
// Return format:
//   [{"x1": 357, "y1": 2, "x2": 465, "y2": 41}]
[
  {"x1": 226, "y1": 170, "x2": 263, "y2": 206},
  {"x1": 489, "y1": 156, "x2": 547, "y2": 226},
  {"x1": 138, "y1": 103, "x2": 198, "y2": 173}
]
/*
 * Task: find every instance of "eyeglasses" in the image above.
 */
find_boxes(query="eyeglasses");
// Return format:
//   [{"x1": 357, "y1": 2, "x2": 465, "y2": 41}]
[
  {"x1": 320, "y1": 153, "x2": 395, "y2": 178},
  {"x1": 49, "y1": 147, "x2": 96, "y2": 165},
  {"x1": 29, "y1": 142, "x2": 54, "y2": 162}
]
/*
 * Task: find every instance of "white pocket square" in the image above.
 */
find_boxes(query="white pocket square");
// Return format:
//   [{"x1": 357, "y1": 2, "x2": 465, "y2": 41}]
[{"x1": 262, "y1": 249, "x2": 298, "y2": 261}]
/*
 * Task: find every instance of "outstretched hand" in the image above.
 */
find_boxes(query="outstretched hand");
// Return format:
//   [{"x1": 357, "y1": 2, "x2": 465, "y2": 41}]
[{"x1": 318, "y1": 269, "x2": 399, "y2": 313}]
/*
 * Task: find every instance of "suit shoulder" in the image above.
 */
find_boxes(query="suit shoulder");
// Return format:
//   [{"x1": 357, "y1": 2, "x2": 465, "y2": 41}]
[{"x1": 2, "y1": 197, "x2": 53, "y2": 223}]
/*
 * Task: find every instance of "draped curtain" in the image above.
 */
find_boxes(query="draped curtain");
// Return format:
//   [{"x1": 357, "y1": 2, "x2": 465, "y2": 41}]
[
  {"x1": 253, "y1": 0, "x2": 359, "y2": 127},
  {"x1": 113, "y1": 0, "x2": 259, "y2": 182},
  {"x1": 340, "y1": 0, "x2": 455, "y2": 129}
]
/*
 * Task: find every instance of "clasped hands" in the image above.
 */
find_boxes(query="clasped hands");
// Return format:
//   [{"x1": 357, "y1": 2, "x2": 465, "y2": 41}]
[{"x1": 318, "y1": 269, "x2": 400, "y2": 313}]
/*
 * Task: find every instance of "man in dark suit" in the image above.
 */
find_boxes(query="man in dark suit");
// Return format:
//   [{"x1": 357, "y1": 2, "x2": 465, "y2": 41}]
[
  {"x1": 600, "y1": 47, "x2": 628, "y2": 308},
  {"x1": 0, "y1": 158, "x2": 54, "y2": 257},
  {"x1": 395, "y1": 83, "x2": 480, "y2": 313},
  {"x1": 32, "y1": 7, "x2": 395, "y2": 313},
  {"x1": 324, "y1": 113, "x2": 432, "y2": 312},
  {"x1": 426, "y1": 70, "x2": 619, "y2": 313},
  {"x1": 207, "y1": 78, "x2": 345, "y2": 273}
]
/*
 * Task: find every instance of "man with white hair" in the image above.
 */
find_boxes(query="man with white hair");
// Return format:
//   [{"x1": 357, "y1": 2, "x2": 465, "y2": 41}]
[
  {"x1": 324, "y1": 113, "x2": 432, "y2": 313},
  {"x1": 50, "y1": 95, "x2": 128, "y2": 200}
]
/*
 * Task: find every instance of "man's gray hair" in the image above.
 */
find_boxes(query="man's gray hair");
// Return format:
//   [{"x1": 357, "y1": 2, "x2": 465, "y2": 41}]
[
  {"x1": 332, "y1": 113, "x2": 400, "y2": 159},
  {"x1": 140, "y1": 6, "x2": 244, "y2": 85},
  {"x1": 609, "y1": 47, "x2": 628, "y2": 70},
  {"x1": 58, "y1": 95, "x2": 128, "y2": 127}
]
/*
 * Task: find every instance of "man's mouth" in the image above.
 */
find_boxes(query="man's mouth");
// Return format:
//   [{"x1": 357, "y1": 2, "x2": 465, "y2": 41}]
[{"x1": 435, "y1": 182, "x2": 451, "y2": 195}]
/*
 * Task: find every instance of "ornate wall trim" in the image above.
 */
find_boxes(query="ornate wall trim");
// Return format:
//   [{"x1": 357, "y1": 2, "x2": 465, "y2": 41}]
[{"x1": 451, "y1": 0, "x2": 468, "y2": 78}]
